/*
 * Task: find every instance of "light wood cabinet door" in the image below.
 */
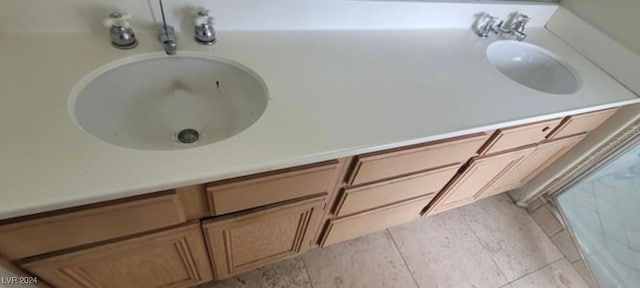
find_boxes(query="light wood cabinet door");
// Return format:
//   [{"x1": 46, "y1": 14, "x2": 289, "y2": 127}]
[
  {"x1": 487, "y1": 134, "x2": 586, "y2": 197},
  {"x1": 22, "y1": 223, "x2": 213, "y2": 288},
  {"x1": 202, "y1": 195, "x2": 326, "y2": 279},
  {"x1": 428, "y1": 147, "x2": 536, "y2": 214}
]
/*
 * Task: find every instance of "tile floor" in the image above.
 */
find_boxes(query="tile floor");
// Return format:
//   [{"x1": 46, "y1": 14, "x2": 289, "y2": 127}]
[{"x1": 197, "y1": 194, "x2": 590, "y2": 288}]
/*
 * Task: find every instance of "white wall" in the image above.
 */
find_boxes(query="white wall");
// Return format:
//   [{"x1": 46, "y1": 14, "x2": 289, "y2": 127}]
[
  {"x1": 562, "y1": 0, "x2": 640, "y2": 55},
  {"x1": 0, "y1": 0, "x2": 557, "y2": 33}
]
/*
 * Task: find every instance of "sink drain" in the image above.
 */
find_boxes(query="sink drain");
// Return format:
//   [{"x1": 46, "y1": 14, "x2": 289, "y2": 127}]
[{"x1": 177, "y1": 129, "x2": 200, "y2": 144}]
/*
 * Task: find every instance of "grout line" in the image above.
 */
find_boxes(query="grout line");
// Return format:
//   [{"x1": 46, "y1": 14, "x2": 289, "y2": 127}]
[
  {"x1": 301, "y1": 256, "x2": 316, "y2": 288},
  {"x1": 457, "y1": 209, "x2": 511, "y2": 286},
  {"x1": 386, "y1": 229, "x2": 421, "y2": 288}
]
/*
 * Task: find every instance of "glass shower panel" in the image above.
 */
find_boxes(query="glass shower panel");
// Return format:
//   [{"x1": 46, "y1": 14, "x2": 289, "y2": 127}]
[{"x1": 557, "y1": 142, "x2": 640, "y2": 288}]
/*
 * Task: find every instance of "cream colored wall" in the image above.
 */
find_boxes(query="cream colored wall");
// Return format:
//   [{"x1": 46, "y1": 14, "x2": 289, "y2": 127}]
[{"x1": 562, "y1": 0, "x2": 640, "y2": 55}]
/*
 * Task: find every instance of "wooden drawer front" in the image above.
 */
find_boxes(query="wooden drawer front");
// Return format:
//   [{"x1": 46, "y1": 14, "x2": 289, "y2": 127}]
[
  {"x1": 480, "y1": 118, "x2": 562, "y2": 155},
  {"x1": 334, "y1": 164, "x2": 459, "y2": 217},
  {"x1": 23, "y1": 223, "x2": 213, "y2": 288},
  {"x1": 428, "y1": 147, "x2": 536, "y2": 215},
  {"x1": 0, "y1": 192, "x2": 186, "y2": 260},
  {"x1": 348, "y1": 133, "x2": 488, "y2": 185},
  {"x1": 320, "y1": 195, "x2": 432, "y2": 247},
  {"x1": 203, "y1": 195, "x2": 326, "y2": 279},
  {"x1": 206, "y1": 161, "x2": 339, "y2": 215},
  {"x1": 548, "y1": 108, "x2": 617, "y2": 140}
]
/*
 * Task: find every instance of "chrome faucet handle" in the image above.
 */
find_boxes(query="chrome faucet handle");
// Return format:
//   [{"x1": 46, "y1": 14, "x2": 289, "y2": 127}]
[
  {"x1": 194, "y1": 8, "x2": 216, "y2": 45},
  {"x1": 475, "y1": 14, "x2": 499, "y2": 38},
  {"x1": 510, "y1": 13, "x2": 530, "y2": 41},
  {"x1": 103, "y1": 10, "x2": 138, "y2": 49}
]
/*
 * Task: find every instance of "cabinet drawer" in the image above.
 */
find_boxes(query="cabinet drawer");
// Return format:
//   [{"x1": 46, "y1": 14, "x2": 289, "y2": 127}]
[
  {"x1": 548, "y1": 108, "x2": 617, "y2": 140},
  {"x1": 480, "y1": 118, "x2": 563, "y2": 155},
  {"x1": 348, "y1": 133, "x2": 488, "y2": 185},
  {"x1": 22, "y1": 223, "x2": 213, "y2": 288},
  {"x1": 0, "y1": 191, "x2": 187, "y2": 260},
  {"x1": 334, "y1": 164, "x2": 459, "y2": 217},
  {"x1": 206, "y1": 160, "x2": 339, "y2": 215},
  {"x1": 203, "y1": 195, "x2": 326, "y2": 279},
  {"x1": 320, "y1": 195, "x2": 432, "y2": 247}
]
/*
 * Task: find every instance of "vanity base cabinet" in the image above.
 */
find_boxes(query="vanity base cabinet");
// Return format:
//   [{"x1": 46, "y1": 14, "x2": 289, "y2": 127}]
[
  {"x1": 202, "y1": 195, "x2": 326, "y2": 280},
  {"x1": 22, "y1": 223, "x2": 213, "y2": 288}
]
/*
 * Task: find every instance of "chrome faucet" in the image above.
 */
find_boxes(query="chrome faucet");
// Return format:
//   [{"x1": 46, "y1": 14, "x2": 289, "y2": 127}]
[
  {"x1": 509, "y1": 14, "x2": 531, "y2": 41},
  {"x1": 473, "y1": 12, "x2": 530, "y2": 41},
  {"x1": 103, "y1": 11, "x2": 138, "y2": 49},
  {"x1": 496, "y1": 13, "x2": 530, "y2": 41},
  {"x1": 194, "y1": 8, "x2": 216, "y2": 45},
  {"x1": 474, "y1": 14, "x2": 499, "y2": 39},
  {"x1": 158, "y1": 0, "x2": 177, "y2": 55}
]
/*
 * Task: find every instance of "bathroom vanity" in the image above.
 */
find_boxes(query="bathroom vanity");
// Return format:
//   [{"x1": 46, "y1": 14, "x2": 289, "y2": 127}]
[
  {"x1": 1, "y1": 1, "x2": 640, "y2": 287},
  {"x1": 0, "y1": 107, "x2": 619, "y2": 287}
]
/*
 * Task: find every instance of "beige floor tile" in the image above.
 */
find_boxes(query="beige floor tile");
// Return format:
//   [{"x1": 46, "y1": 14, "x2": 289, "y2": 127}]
[
  {"x1": 389, "y1": 209, "x2": 509, "y2": 288},
  {"x1": 195, "y1": 257, "x2": 311, "y2": 288},
  {"x1": 303, "y1": 230, "x2": 417, "y2": 288},
  {"x1": 460, "y1": 194, "x2": 563, "y2": 282},
  {"x1": 510, "y1": 259, "x2": 590, "y2": 288}
]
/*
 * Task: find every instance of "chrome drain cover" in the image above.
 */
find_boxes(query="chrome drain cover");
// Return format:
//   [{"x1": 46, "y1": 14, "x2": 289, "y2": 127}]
[{"x1": 177, "y1": 129, "x2": 200, "y2": 144}]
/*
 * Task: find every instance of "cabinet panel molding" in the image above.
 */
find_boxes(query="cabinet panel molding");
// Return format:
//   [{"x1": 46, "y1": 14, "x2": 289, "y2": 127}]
[
  {"x1": 0, "y1": 191, "x2": 186, "y2": 260},
  {"x1": 334, "y1": 164, "x2": 459, "y2": 217},
  {"x1": 348, "y1": 133, "x2": 488, "y2": 185},
  {"x1": 22, "y1": 223, "x2": 213, "y2": 288},
  {"x1": 206, "y1": 161, "x2": 338, "y2": 215},
  {"x1": 489, "y1": 133, "x2": 587, "y2": 195},
  {"x1": 547, "y1": 108, "x2": 617, "y2": 139},
  {"x1": 203, "y1": 195, "x2": 326, "y2": 279},
  {"x1": 428, "y1": 147, "x2": 536, "y2": 214},
  {"x1": 479, "y1": 118, "x2": 563, "y2": 155},
  {"x1": 321, "y1": 195, "x2": 432, "y2": 247}
]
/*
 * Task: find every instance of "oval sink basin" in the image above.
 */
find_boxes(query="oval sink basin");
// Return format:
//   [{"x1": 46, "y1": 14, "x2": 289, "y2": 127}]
[
  {"x1": 71, "y1": 53, "x2": 268, "y2": 150},
  {"x1": 486, "y1": 41, "x2": 581, "y2": 95}
]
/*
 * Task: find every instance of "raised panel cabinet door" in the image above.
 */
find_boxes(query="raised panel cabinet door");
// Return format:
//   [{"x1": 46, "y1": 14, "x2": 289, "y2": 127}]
[
  {"x1": 487, "y1": 133, "x2": 587, "y2": 196},
  {"x1": 428, "y1": 147, "x2": 536, "y2": 214},
  {"x1": 22, "y1": 223, "x2": 213, "y2": 288},
  {"x1": 202, "y1": 195, "x2": 326, "y2": 279}
]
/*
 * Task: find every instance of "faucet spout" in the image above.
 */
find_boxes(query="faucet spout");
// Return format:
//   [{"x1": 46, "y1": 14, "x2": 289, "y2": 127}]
[
  {"x1": 163, "y1": 40, "x2": 177, "y2": 55},
  {"x1": 157, "y1": 0, "x2": 177, "y2": 55}
]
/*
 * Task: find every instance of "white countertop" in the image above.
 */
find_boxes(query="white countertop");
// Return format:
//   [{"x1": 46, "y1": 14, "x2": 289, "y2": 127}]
[{"x1": 0, "y1": 28, "x2": 638, "y2": 220}]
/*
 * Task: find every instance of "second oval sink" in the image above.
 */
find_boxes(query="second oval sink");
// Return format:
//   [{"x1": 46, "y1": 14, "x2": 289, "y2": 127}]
[
  {"x1": 71, "y1": 53, "x2": 268, "y2": 150},
  {"x1": 486, "y1": 41, "x2": 581, "y2": 95}
]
